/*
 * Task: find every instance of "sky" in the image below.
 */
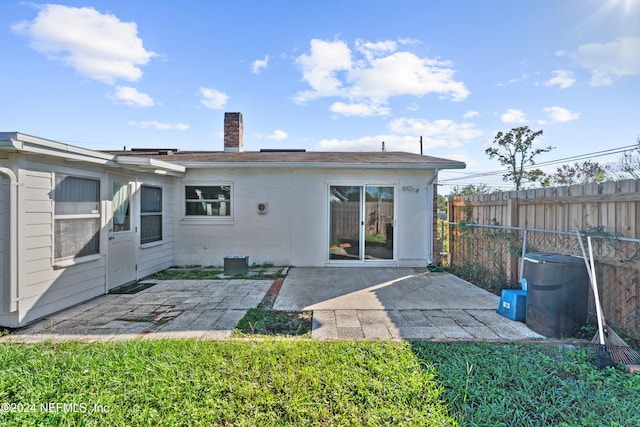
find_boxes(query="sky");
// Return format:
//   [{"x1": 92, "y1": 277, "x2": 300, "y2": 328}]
[{"x1": 1, "y1": 0, "x2": 639, "y2": 193}]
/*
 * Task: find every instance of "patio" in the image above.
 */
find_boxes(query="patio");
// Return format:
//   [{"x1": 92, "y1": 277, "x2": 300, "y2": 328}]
[
  {"x1": 275, "y1": 267, "x2": 542, "y2": 340},
  {"x1": 1, "y1": 268, "x2": 543, "y2": 342}
]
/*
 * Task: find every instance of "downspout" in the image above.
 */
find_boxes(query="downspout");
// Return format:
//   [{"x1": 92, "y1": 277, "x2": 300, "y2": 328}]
[
  {"x1": 426, "y1": 169, "x2": 439, "y2": 265},
  {"x1": 0, "y1": 166, "x2": 18, "y2": 312}
]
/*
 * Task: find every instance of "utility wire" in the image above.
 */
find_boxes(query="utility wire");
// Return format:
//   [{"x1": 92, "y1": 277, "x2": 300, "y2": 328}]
[{"x1": 440, "y1": 143, "x2": 638, "y2": 183}]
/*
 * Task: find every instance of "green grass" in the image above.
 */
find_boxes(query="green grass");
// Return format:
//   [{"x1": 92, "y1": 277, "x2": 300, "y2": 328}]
[
  {"x1": 1, "y1": 340, "x2": 638, "y2": 426},
  {"x1": 148, "y1": 264, "x2": 285, "y2": 280},
  {"x1": 0, "y1": 340, "x2": 452, "y2": 426},
  {"x1": 149, "y1": 266, "x2": 224, "y2": 280},
  {"x1": 414, "y1": 342, "x2": 640, "y2": 426}
]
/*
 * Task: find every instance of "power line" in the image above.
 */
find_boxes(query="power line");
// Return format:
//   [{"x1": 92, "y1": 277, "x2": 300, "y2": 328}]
[{"x1": 440, "y1": 143, "x2": 638, "y2": 183}]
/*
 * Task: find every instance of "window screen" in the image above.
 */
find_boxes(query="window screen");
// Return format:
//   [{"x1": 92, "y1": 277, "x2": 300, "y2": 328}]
[
  {"x1": 141, "y1": 186, "x2": 162, "y2": 244},
  {"x1": 54, "y1": 175, "x2": 100, "y2": 260}
]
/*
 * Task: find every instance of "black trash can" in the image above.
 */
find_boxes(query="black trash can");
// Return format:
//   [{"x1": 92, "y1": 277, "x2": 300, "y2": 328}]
[{"x1": 524, "y1": 253, "x2": 589, "y2": 338}]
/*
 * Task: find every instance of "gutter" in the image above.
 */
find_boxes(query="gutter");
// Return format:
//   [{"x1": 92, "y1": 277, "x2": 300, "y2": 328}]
[
  {"x1": 179, "y1": 161, "x2": 465, "y2": 171},
  {"x1": 426, "y1": 169, "x2": 439, "y2": 265},
  {"x1": 0, "y1": 133, "x2": 115, "y2": 165},
  {"x1": 0, "y1": 166, "x2": 18, "y2": 312},
  {"x1": 114, "y1": 156, "x2": 186, "y2": 176}
]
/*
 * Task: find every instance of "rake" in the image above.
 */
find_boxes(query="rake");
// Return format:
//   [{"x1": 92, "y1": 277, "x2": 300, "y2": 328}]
[{"x1": 576, "y1": 230, "x2": 640, "y2": 368}]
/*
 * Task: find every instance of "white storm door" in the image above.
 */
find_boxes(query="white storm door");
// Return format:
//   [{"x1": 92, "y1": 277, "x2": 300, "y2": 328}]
[{"x1": 107, "y1": 177, "x2": 137, "y2": 289}]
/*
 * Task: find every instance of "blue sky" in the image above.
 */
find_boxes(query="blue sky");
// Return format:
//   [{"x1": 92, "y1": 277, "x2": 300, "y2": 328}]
[{"x1": 2, "y1": 1, "x2": 639, "y2": 192}]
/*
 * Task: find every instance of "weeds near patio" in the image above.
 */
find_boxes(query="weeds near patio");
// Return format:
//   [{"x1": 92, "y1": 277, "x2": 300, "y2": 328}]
[
  {"x1": 149, "y1": 266, "x2": 223, "y2": 280},
  {"x1": 234, "y1": 307, "x2": 312, "y2": 337},
  {"x1": 148, "y1": 264, "x2": 286, "y2": 280}
]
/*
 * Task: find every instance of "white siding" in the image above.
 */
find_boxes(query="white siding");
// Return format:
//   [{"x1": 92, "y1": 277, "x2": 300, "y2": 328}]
[
  {"x1": 136, "y1": 176, "x2": 176, "y2": 278},
  {"x1": 0, "y1": 173, "x2": 9, "y2": 313},
  {"x1": 17, "y1": 168, "x2": 107, "y2": 325}
]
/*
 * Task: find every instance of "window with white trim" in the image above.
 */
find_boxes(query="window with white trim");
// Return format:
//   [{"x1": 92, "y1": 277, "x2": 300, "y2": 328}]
[
  {"x1": 185, "y1": 185, "x2": 231, "y2": 217},
  {"x1": 140, "y1": 186, "x2": 162, "y2": 244},
  {"x1": 54, "y1": 175, "x2": 100, "y2": 261}
]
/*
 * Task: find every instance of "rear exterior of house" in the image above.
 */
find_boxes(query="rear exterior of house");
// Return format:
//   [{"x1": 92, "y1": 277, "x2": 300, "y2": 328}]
[
  {"x1": 0, "y1": 113, "x2": 465, "y2": 327},
  {"x1": 172, "y1": 162, "x2": 439, "y2": 267}
]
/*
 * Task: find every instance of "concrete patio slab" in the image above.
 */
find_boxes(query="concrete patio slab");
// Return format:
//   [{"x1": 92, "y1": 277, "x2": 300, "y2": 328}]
[
  {"x1": 274, "y1": 267, "x2": 544, "y2": 341},
  {"x1": 1, "y1": 267, "x2": 545, "y2": 343},
  {"x1": 274, "y1": 267, "x2": 500, "y2": 311},
  {"x1": 2, "y1": 279, "x2": 272, "y2": 342}
]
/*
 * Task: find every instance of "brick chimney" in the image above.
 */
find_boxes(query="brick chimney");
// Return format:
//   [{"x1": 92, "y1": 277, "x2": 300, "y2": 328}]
[{"x1": 224, "y1": 112, "x2": 243, "y2": 152}]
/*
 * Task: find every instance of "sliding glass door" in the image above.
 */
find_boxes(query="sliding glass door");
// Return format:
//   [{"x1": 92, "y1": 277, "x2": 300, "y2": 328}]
[
  {"x1": 329, "y1": 185, "x2": 394, "y2": 262},
  {"x1": 364, "y1": 186, "x2": 394, "y2": 260},
  {"x1": 329, "y1": 186, "x2": 361, "y2": 260}
]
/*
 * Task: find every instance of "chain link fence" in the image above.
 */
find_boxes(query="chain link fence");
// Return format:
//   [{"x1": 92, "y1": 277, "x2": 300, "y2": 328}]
[{"x1": 448, "y1": 222, "x2": 640, "y2": 342}]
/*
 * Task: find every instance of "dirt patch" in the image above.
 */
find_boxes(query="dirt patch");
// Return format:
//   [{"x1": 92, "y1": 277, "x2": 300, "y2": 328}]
[
  {"x1": 235, "y1": 277, "x2": 312, "y2": 336},
  {"x1": 235, "y1": 308, "x2": 312, "y2": 336}
]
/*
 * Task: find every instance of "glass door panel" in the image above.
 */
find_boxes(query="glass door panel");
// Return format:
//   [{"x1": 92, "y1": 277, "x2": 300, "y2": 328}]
[
  {"x1": 329, "y1": 186, "x2": 361, "y2": 260},
  {"x1": 364, "y1": 186, "x2": 394, "y2": 260},
  {"x1": 112, "y1": 181, "x2": 131, "y2": 232}
]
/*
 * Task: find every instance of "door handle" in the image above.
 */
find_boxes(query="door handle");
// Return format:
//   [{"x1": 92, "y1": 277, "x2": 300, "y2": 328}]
[{"x1": 108, "y1": 236, "x2": 115, "y2": 240}]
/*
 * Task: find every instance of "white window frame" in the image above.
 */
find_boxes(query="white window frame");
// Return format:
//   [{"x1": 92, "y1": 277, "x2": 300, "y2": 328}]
[
  {"x1": 53, "y1": 174, "x2": 101, "y2": 264},
  {"x1": 140, "y1": 185, "x2": 163, "y2": 245},
  {"x1": 181, "y1": 182, "x2": 234, "y2": 223}
]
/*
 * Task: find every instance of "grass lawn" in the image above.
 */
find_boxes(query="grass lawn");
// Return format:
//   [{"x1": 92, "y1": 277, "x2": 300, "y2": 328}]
[{"x1": 1, "y1": 340, "x2": 638, "y2": 426}]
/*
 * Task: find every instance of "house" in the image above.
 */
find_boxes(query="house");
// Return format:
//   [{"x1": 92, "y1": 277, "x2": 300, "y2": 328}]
[{"x1": 0, "y1": 112, "x2": 465, "y2": 327}]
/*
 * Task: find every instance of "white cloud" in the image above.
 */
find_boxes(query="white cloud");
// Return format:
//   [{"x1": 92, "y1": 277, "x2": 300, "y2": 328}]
[
  {"x1": 501, "y1": 109, "x2": 528, "y2": 123},
  {"x1": 544, "y1": 69, "x2": 576, "y2": 89},
  {"x1": 573, "y1": 37, "x2": 640, "y2": 86},
  {"x1": 259, "y1": 129, "x2": 288, "y2": 140},
  {"x1": 544, "y1": 106, "x2": 580, "y2": 122},
  {"x1": 355, "y1": 39, "x2": 397, "y2": 61},
  {"x1": 317, "y1": 117, "x2": 482, "y2": 153},
  {"x1": 389, "y1": 117, "x2": 483, "y2": 143},
  {"x1": 128, "y1": 121, "x2": 189, "y2": 130},
  {"x1": 463, "y1": 110, "x2": 479, "y2": 119},
  {"x1": 252, "y1": 55, "x2": 269, "y2": 74},
  {"x1": 330, "y1": 102, "x2": 390, "y2": 117},
  {"x1": 294, "y1": 38, "x2": 352, "y2": 102},
  {"x1": 348, "y1": 52, "x2": 469, "y2": 101},
  {"x1": 199, "y1": 87, "x2": 229, "y2": 109},
  {"x1": 111, "y1": 86, "x2": 154, "y2": 107},
  {"x1": 294, "y1": 38, "x2": 469, "y2": 114},
  {"x1": 11, "y1": 4, "x2": 156, "y2": 84},
  {"x1": 497, "y1": 74, "x2": 529, "y2": 86}
]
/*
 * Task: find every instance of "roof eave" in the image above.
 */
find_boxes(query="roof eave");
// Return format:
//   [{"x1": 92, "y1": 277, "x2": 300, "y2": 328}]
[
  {"x1": 177, "y1": 161, "x2": 466, "y2": 170},
  {"x1": 115, "y1": 156, "x2": 186, "y2": 177},
  {"x1": 0, "y1": 132, "x2": 115, "y2": 165}
]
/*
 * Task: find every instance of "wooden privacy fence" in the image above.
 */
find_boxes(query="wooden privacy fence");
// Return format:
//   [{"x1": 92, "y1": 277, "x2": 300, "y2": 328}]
[
  {"x1": 448, "y1": 179, "x2": 640, "y2": 341},
  {"x1": 331, "y1": 201, "x2": 393, "y2": 240}
]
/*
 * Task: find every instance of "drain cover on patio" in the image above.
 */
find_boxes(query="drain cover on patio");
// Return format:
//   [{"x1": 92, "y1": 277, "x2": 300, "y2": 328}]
[{"x1": 109, "y1": 282, "x2": 157, "y2": 295}]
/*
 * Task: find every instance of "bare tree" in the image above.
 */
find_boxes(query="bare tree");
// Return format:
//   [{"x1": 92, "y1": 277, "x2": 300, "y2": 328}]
[
  {"x1": 485, "y1": 126, "x2": 554, "y2": 190},
  {"x1": 548, "y1": 160, "x2": 611, "y2": 185},
  {"x1": 617, "y1": 136, "x2": 640, "y2": 179}
]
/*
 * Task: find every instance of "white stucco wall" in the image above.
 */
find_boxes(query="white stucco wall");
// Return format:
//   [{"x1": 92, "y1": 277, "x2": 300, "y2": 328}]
[{"x1": 173, "y1": 167, "x2": 436, "y2": 267}]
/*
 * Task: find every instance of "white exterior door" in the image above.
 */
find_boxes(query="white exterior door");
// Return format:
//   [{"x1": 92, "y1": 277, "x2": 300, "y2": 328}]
[{"x1": 107, "y1": 176, "x2": 137, "y2": 289}]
